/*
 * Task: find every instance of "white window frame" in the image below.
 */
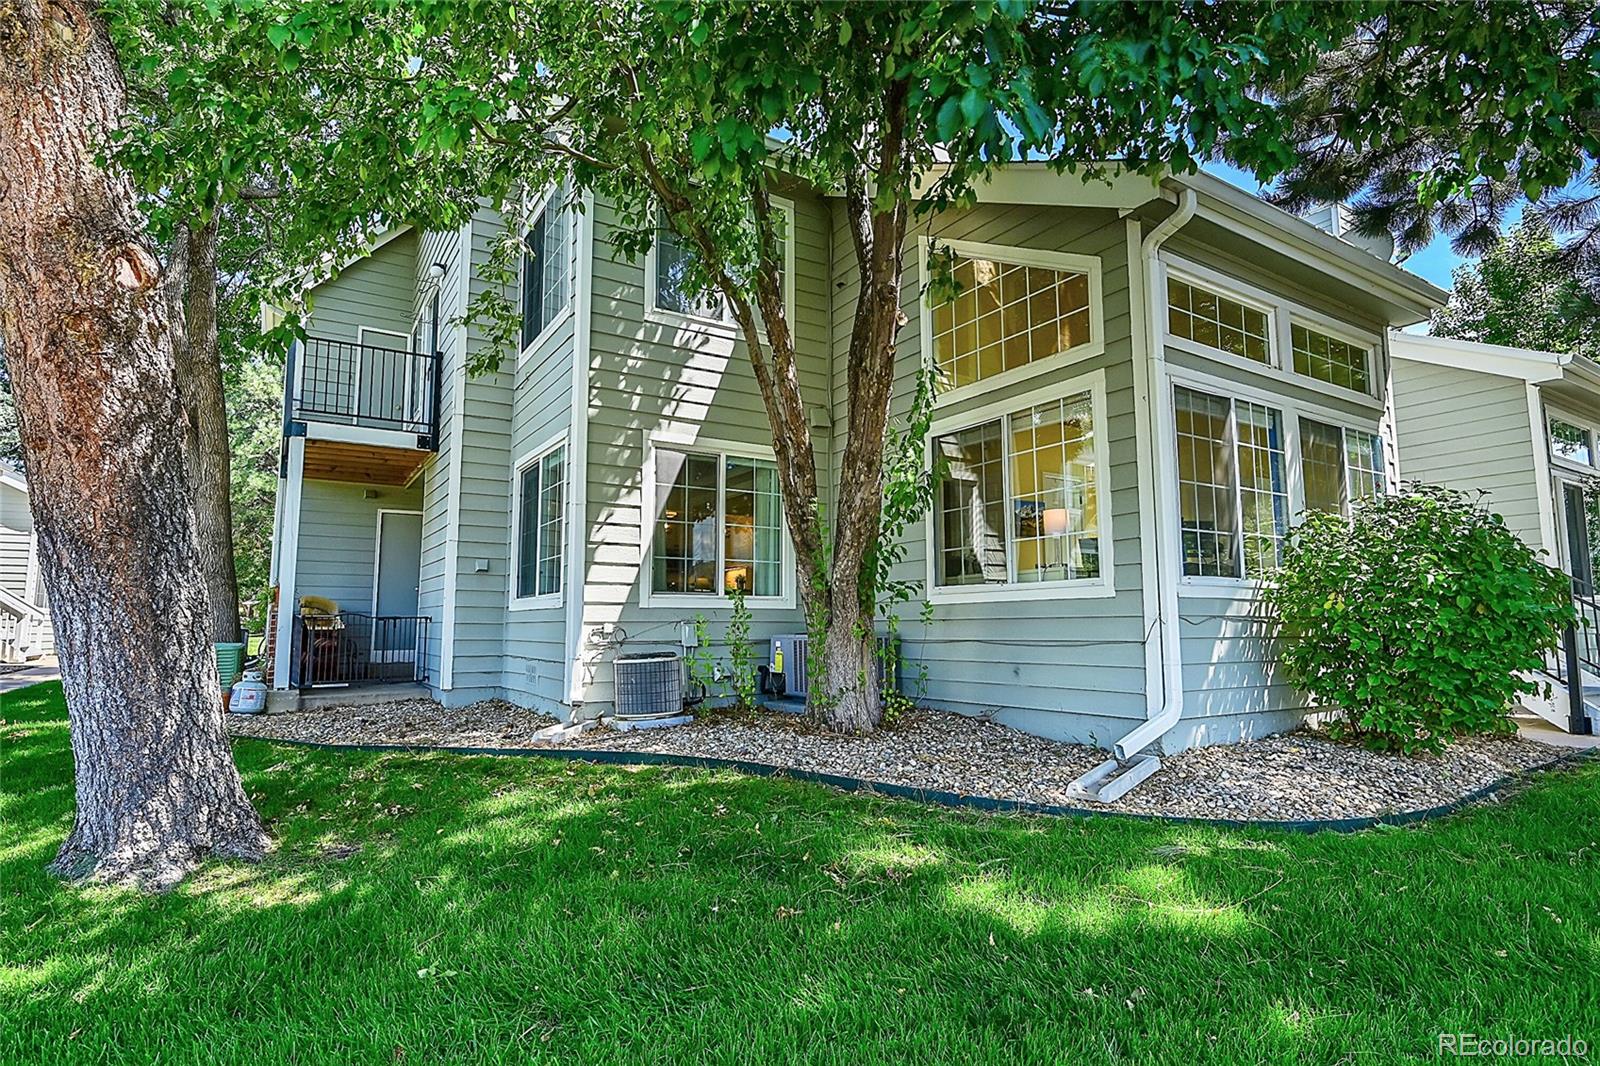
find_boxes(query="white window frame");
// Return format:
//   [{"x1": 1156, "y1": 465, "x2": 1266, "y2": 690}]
[
  {"x1": 639, "y1": 432, "x2": 796, "y2": 610},
  {"x1": 1545, "y1": 404, "x2": 1599, "y2": 476},
  {"x1": 923, "y1": 368, "x2": 1116, "y2": 604},
  {"x1": 643, "y1": 196, "x2": 796, "y2": 340},
  {"x1": 509, "y1": 430, "x2": 569, "y2": 610},
  {"x1": 517, "y1": 182, "x2": 577, "y2": 367},
  {"x1": 918, "y1": 237, "x2": 1106, "y2": 409},
  {"x1": 1159, "y1": 253, "x2": 1383, "y2": 409},
  {"x1": 1166, "y1": 365, "x2": 1390, "y2": 598}
]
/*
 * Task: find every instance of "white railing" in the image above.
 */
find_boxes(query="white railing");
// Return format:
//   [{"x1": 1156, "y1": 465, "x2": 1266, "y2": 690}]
[{"x1": 0, "y1": 586, "x2": 44, "y2": 663}]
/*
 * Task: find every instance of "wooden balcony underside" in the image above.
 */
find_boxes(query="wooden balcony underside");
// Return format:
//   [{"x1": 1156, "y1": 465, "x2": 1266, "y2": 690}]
[{"x1": 303, "y1": 438, "x2": 428, "y2": 486}]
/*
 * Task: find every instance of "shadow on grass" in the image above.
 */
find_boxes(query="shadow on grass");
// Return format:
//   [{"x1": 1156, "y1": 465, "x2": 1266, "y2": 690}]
[{"x1": 2, "y1": 682, "x2": 1596, "y2": 1064}]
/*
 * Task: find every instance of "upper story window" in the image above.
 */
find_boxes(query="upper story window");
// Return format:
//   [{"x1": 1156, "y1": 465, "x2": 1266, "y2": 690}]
[
  {"x1": 933, "y1": 387, "x2": 1104, "y2": 592},
  {"x1": 1292, "y1": 323, "x2": 1372, "y2": 395},
  {"x1": 520, "y1": 188, "x2": 573, "y2": 353},
  {"x1": 649, "y1": 446, "x2": 784, "y2": 600},
  {"x1": 650, "y1": 198, "x2": 795, "y2": 330},
  {"x1": 925, "y1": 241, "x2": 1101, "y2": 398},
  {"x1": 1299, "y1": 418, "x2": 1386, "y2": 515},
  {"x1": 1174, "y1": 385, "x2": 1288, "y2": 579},
  {"x1": 513, "y1": 441, "x2": 566, "y2": 605},
  {"x1": 1550, "y1": 416, "x2": 1593, "y2": 466},
  {"x1": 1167, "y1": 277, "x2": 1271, "y2": 365}
]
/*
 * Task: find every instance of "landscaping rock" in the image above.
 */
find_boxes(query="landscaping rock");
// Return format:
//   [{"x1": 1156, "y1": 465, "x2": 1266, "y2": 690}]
[{"x1": 228, "y1": 698, "x2": 1573, "y2": 823}]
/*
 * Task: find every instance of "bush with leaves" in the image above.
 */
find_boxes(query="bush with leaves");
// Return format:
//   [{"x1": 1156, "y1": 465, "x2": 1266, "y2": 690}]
[{"x1": 1264, "y1": 484, "x2": 1573, "y2": 753}]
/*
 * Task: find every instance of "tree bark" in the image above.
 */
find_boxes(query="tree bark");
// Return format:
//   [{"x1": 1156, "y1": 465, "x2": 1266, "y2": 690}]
[
  {"x1": 175, "y1": 218, "x2": 243, "y2": 643},
  {"x1": 0, "y1": 0, "x2": 270, "y2": 889}
]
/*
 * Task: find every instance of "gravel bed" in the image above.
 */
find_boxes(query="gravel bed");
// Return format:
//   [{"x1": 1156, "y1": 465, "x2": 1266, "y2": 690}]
[
  {"x1": 227, "y1": 698, "x2": 559, "y2": 749},
  {"x1": 229, "y1": 698, "x2": 1576, "y2": 823}
]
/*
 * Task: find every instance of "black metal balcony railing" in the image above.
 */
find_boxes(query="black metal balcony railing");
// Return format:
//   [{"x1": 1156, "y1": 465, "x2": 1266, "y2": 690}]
[
  {"x1": 289, "y1": 611, "x2": 431, "y2": 689},
  {"x1": 1545, "y1": 575, "x2": 1599, "y2": 736},
  {"x1": 286, "y1": 335, "x2": 443, "y2": 448}
]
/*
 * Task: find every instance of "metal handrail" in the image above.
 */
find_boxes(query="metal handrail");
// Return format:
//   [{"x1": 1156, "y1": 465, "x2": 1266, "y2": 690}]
[
  {"x1": 290, "y1": 611, "x2": 431, "y2": 690},
  {"x1": 287, "y1": 335, "x2": 442, "y2": 447}
]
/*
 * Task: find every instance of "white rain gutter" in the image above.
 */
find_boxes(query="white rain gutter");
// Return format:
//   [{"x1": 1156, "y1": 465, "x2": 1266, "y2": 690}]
[
  {"x1": 1067, "y1": 189, "x2": 1196, "y2": 803},
  {"x1": 1117, "y1": 188, "x2": 1196, "y2": 760}
]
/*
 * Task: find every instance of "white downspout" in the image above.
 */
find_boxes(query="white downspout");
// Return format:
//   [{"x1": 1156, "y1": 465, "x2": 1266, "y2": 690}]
[{"x1": 1114, "y1": 188, "x2": 1196, "y2": 762}]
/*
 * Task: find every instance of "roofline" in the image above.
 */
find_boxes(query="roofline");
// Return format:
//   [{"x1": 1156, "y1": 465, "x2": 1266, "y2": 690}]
[
  {"x1": 1389, "y1": 330, "x2": 1572, "y2": 383},
  {"x1": 259, "y1": 223, "x2": 416, "y2": 330},
  {"x1": 1167, "y1": 169, "x2": 1449, "y2": 320}
]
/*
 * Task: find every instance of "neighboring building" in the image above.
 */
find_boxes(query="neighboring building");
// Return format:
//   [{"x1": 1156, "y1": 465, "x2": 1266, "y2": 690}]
[
  {"x1": 265, "y1": 165, "x2": 1444, "y2": 770},
  {"x1": 0, "y1": 464, "x2": 53, "y2": 662},
  {"x1": 1391, "y1": 332, "x2": 1600, "y2": 734}
]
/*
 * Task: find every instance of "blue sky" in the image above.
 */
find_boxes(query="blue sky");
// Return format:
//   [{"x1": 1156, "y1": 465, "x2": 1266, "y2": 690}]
[{"x1": 1201, "y1": 160, "x2": 1470, "y2": 293}]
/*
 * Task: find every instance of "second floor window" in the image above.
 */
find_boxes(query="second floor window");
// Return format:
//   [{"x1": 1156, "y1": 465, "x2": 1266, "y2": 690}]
[
  {"x1": 1551, "y1": 416, "x2": 1593, "y2": 466},
  {"x1": 1167, "y1": 278, "x2": 1271, "y2": 365},
  {"x1": 1292, "y1": 323, "x2": 1372, "y2": 394},
  {"x1": 654, "y1": 225, "x2": 730, "y2": 323},
  {"x1": 929, "y1": 248, "x2": 1094, "y2": 392},
  {"x1": 520, "y1": 191, "x2": 572, "y2": 352}
]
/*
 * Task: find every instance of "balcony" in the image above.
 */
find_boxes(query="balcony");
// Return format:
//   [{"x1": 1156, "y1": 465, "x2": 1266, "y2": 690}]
[{"x1": 284, "y1": 335, "x2": 443, "y2": 485}]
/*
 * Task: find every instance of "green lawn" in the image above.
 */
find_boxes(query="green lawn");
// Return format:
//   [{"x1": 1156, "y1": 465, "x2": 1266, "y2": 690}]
[{"x1": 3, "y1": 682, "x2": 1597, "y2": 1064}]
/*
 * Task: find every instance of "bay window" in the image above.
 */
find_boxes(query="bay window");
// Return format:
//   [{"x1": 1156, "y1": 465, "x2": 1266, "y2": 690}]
[
  {"x1": 933, "y1": 389, "x2": 1102, "y2": 590},
  {"x1": 650, "y1": 446, "x2": 784, "y2": 600}
]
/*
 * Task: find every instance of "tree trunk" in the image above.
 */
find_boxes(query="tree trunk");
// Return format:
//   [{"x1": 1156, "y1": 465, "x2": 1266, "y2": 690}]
[
  {"x1": 0, "y1": 0, "x2": 270, "y2": 889},
  {"x1": 175, "y1": 218, "x2": 243, "y2": 643}
]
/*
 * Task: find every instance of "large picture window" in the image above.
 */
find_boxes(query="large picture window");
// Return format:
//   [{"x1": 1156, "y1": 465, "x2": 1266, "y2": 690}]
[
  {"x1": 934, "y1": 390, "x2": 1101, "y2": 589},
  {"x1": 514, "y1": 444, "x2": 566, "y2": 602},
  {"x1": 928, "y1": 246, "x2": 1096, "y2": 393},
  {"x1": 520, "y1": 189, "x2": 572, "y2": 352},
  {"x1": 651, "y1": 448, "x2": 784, "y2": 599},
  {"x1": 1174, "y1": 385, "x2": 1287, "y2": 579}
]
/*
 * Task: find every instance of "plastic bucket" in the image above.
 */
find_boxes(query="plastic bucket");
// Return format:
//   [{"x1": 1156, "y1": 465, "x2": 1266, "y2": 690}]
[{"x1": 214, "y1": 642, "x2": 246, "y2": 688}]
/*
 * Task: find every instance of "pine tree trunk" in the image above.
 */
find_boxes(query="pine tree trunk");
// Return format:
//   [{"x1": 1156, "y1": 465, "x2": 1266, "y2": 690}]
[
  {"x1": 176, "y1": 219, "x2": 243, "y2": 644},
  {"x1": 0, "y1": 0, "x2": 270, "y2": 889}
]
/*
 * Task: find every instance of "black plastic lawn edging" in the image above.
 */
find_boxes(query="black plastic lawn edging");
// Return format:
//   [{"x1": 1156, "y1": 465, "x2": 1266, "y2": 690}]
[{"x1": 238, "y1": 732, "x2": 1599, "y2": 834}]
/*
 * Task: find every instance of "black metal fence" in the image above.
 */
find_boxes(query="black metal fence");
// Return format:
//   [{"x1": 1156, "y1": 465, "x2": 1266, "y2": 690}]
[
  {"x1": 290, "y1": 612, "x2": 430, "y2": 689},
  {"x1": 288, "y1": 335, "x2": 442, "y2": 445}
]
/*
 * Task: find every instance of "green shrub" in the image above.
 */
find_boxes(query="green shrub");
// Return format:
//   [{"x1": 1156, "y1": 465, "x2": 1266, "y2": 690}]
[{"x1": 1263, "y1": 483, "x2": 1573, "y2": 753}]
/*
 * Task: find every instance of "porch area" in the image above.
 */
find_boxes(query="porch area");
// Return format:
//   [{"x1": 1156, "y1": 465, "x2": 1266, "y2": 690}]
[{"x1": 266, "y1": 333, "x2": 440, "y2": 700}]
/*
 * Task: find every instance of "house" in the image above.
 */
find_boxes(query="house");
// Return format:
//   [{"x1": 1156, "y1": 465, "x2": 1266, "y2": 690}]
[
  {"x1": 0, "y1": 464, "x2": 53, "y2": 663},
  {"x1": 264, "y1": 165, "x2": 1446, "y2": 773},
  {"x1": 1390, "y1": 332, "x2": 1600, "y2": 735}
]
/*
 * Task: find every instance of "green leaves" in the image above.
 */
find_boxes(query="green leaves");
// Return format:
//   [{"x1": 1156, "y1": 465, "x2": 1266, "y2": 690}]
[{"x1": 1264, "y1": 484, "x2": 1573, "y2": 755}]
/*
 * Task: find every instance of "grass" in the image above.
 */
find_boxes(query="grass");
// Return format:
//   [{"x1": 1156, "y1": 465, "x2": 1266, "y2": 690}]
[{"x1": 3, "y1": 682, "x2": 1597, "y2": 1065}]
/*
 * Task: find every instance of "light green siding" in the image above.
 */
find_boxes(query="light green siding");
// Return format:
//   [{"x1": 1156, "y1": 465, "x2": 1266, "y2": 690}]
[
  {"x1": 415, "y1": 226, "x2": 462, "y2": 693},
  {"x1": 837, "y1": 204, "x2": 1147, "y2": 744},
  {"x1": 574, "y1": 192, "x2": 835, "y2": 712},
  {"x1": 293, "y1": 478, "x2": 423, "y2": 616},
  {"x1": 1392, "y1": 360, "x2": 1545, "y2": 551},
  {"x1": 305, "y1": 230, "x2": 419, "y2": 344}
]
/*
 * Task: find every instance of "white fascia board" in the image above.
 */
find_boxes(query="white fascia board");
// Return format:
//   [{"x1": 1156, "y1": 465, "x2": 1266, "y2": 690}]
[
  {"x1": 1389, "y1": 331, "x2": 1570, "y2": 383},
  {"x1": 1170, "y1": 170, "x2": 1448, "y2": 318}
]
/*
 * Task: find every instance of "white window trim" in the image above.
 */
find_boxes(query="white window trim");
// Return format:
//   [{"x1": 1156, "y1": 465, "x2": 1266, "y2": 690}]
[
  {"x1": 509, "y1": 430, "x2": 569, "y2": 611},
  {"x1": 1544, "y1": 403, "x2": 1599, "y2": 476},
  {"x1": 639, "y1": 432, "x2": 797, "y2": 610},
  {"x1": 1160, "y1": 253, "x2": 1383, "y2": 410},
  {"x1": 1166, "y1": 364, "x2": 1389, "y2": 599},
  {"x1": 517, "y1": 182, "x2": 577, "y2": 368},
  {"x1": 923, "y1": 368, "x2": 1116, "y2": 604},
  {"x1": 643, "y1": 196, "x2": 796, "y2": 340},
  {"x1": 918, "y1": 236, "x2": 1106, "y2": 409}
]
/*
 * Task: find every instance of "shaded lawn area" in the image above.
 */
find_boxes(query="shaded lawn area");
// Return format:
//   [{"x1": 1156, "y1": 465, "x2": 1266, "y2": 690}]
[{"x1": 3, "y1": 682, "x2": 1597, "y2": 1065}]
